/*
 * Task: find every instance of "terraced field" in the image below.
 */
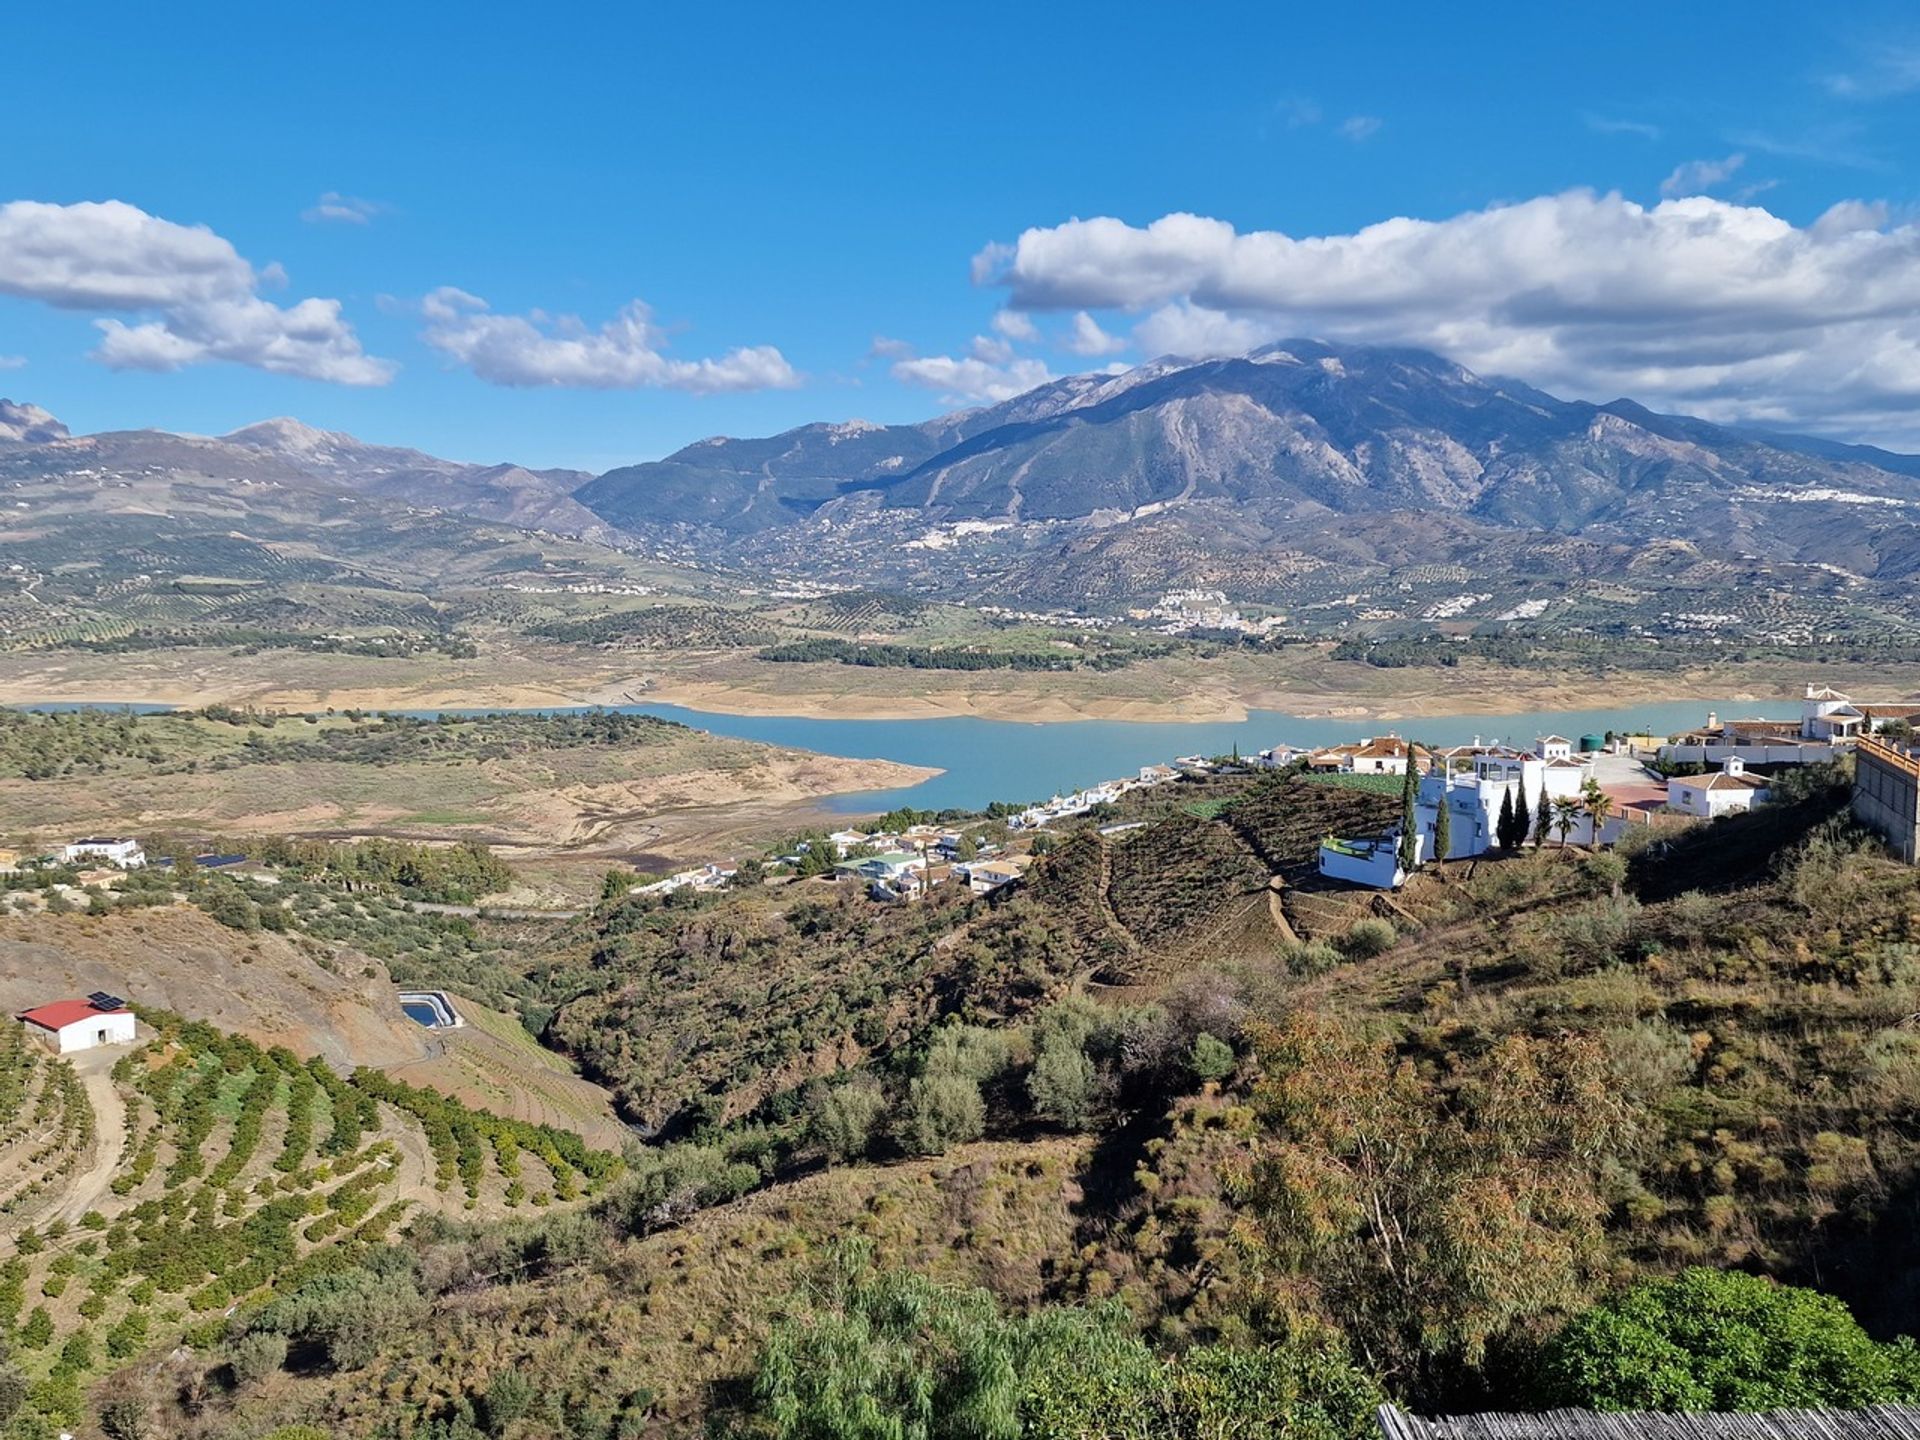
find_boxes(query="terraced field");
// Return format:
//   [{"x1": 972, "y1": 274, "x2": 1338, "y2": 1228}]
[
  {"x1": 0, "y1": 1027, "x2": 94, "y2": 1227},
  {"x1": 0, "y1": 1012, "x2": 622, "y2": 1428}
]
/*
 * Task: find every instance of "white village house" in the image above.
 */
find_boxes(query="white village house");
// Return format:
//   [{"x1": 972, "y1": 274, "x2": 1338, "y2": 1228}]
[
  {"x1": 1319, "y1": 736, "x2": 1618, "y2": 888},
  {"x1": 1667, "y1": 755, "x2": 1771, "y2": 818},
  {"x1": 60, "y1": 836, "x2": 146, "y2": 868},
  {"x1": 17, "y1": 995, "x2": 137, "y2": 1053}
]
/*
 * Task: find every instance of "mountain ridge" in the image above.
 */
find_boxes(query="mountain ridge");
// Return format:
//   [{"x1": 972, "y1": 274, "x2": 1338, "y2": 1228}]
[{"x1": 573, "y1": 340, "x2": 1920, "y2": 603}]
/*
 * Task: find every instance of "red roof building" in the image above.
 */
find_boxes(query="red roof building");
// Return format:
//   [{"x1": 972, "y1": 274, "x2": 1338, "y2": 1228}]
[{"x1": 16, "y1": 997, "x2": 137, "y2": 1053}]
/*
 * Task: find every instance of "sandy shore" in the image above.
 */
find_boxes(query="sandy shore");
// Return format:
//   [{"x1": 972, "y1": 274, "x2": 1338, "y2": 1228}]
[{"x1": 2, "y1": 652, "x2": 1915, "y2": 726}]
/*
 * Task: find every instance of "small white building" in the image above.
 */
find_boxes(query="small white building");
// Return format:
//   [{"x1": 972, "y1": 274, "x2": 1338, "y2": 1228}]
[
  {"x1": 1318, "y1": 832, "x2": 1416, "y2": 889},
  {"x1": 956, "y1": 857, "x2": 1029, "y2": 894},
  {"x1": 17, "y1": 996, "x2": 137, "y2": 1054},
  {"x1": 61, "y1": 837, "x2": 145, "y2": 868},
  {"x1": 1536, "y1": 734, "x2": 1574, "y2": 762},
  {"x1": 1668, "y1": 756, "x2": 1771, "y2": 818}
]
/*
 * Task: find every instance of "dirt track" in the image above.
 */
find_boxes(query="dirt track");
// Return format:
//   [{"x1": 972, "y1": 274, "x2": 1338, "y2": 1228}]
[{"x1": 54, "y1": 1048, "x2": 126, "y2": 1225}]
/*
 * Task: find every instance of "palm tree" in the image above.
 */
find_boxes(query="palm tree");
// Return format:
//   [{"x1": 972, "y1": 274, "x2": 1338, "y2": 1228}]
[
  {"x1": 1581, "y1": 779, "x2": 1615, "y2": 847},
  {"x1": 1551, "y1": 794, "x2": 1583, "y2": 849}
]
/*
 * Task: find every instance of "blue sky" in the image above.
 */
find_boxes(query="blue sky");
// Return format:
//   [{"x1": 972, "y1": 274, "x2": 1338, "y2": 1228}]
[{"x1": 7, "y1": 2, "x2": 1920, "y2": 468}]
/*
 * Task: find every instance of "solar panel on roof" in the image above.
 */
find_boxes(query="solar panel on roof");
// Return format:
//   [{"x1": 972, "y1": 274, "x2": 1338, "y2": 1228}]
[{"x1": 87, "y1": 991, "x2": 126, "y2": 1011}]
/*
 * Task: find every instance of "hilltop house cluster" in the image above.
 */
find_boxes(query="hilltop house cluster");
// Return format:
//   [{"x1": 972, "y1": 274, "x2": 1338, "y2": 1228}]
[
  {"x1": 1315, "y1": 732, "x2": 1633, "y2": 889},
  {"x1": 1314, "y1": 685, "x2": 1920, "y2": 890}
]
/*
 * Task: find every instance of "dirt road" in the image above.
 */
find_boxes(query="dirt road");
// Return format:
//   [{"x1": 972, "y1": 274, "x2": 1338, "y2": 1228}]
[{"x1": 54, "y1": 1047, "x2": 127, "y2": 1225}]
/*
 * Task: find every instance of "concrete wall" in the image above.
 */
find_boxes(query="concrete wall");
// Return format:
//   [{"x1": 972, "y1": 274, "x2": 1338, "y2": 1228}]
[
  {"x1": 1855, "y1": 745, "x2": 1920, "y2": 864},
  {"x1": 1658, "y1": 742, "x2": 1843, "y2": 766}
]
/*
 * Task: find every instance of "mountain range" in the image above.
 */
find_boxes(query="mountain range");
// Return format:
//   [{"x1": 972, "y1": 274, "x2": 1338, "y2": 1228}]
[{"x1": 6, "y1": 339, "x2": 1920, "y2": 613}]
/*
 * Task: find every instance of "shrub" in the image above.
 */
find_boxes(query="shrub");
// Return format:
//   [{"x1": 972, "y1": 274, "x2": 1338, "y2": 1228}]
[
  {"x1": 1188, "y1": 1032, "x2": 1236, "y2": 1084},
  {"x1": 98, "y1": 1396, "x2": 149, "y2": 1440},
  {"x1": 898, "y1": 1073, "x2": 986, "y2": 1157},
  {"x1": 1342, "y1": 918, "x2": 1397, "y2": 958},
  {"x1": 483, "y1": 1368, "x2": 538, "y2": 1434},
  {"x1": 1538, "y1": 1268, "x2": 1920, "y2": 1411},
  {"x1": 249, "y1": 1264, "x2": 427, "y2": 1372},
  {"x1": 0, "y1": 1364, "x2": 25, "y2": 1427},
  {"x1": 1028, "y1": 1029, "x2": 1099, "y2": 1131},
  {"x1": 599, "y1": 1144, "x2": 758, "y2": 1236},
  {"x1": 803, "y1": 1076, "x2": 890, "y2": 1164},
  {"x1": 228, "y1": 1329, "x2": 289, "y2": 1388}
]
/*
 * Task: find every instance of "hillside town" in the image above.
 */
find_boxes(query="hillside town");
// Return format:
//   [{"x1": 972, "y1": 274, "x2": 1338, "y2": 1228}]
[
  {"x1": 556, "y1": 682, "x2": 1920, "y2": 906},
  {"x1": 1314, "y1": 683, "x2": 1920, "y2": 889}
]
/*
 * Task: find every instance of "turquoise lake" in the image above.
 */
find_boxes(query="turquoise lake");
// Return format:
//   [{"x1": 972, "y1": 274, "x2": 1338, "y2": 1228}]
[
  {"x1": 620, "y1": 698, "x2": 1797, "y2": 815},
  {"x1": 16, "y1": 696, "x2": 1800, "y2": 818}
]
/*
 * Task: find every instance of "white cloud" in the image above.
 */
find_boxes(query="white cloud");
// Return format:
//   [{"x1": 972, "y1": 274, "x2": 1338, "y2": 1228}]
[
  {"x1": 970, "y1": 334, "x2": 1014, "y2": 364},
  {"x1": 1062, "y1": 311, "x2": 1127, "y2": 357},
  {"x1": 419, "y1": 287, "x2": 797, "y2": 392},
  {"x1": 890, "y1": 350, "x2": 1054, "y2": 404},
  {"x1": 1339, "y1": 115, "x2": 1383, "y2": 142},
  {"x1": 1823, "y1": 43, "x2": 1920, "y2": 99},
  {"x1": 975, "y1": 191, "x2": 1920, "y2": 442},
  {"x1": 991, "y1": 309, "x2": 1039, "y2": 342},
  {"x1": 0, "y1": 354, "x2": 23, "y2": 370},
  {"x1": 302, "y1": 192, "x2": 384, "y2": 225},
  {"x1": 970, "y1": 241, "x2": 1015, "y2": 286},
  {"x1": 1132, "y1": 301, "x2": 1269, "y2": 359},
  {"x1": 0, "y1": 199, "x2": 391, "y2": 384},
  {"x1": 1585, "y1": 113, "x2": 1661, "y2": 140},
  {"x1": 1660, "y1": 153, "x2": 1745, "y2": 199}
]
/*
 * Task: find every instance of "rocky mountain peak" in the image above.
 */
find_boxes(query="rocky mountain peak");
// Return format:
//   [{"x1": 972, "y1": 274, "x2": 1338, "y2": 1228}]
[{"x1": 0, "y1": 399, "x2": 68, "y2": 445}]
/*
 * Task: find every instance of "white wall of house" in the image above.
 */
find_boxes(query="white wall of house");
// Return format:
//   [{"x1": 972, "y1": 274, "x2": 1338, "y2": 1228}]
[
  {"x1": 60, "y1": 839, "x2": 145, "y2": 867},
  {"x1": 1658, "y1": 741, "x2": 1841, "y2": 766},
  {"x1": 1668, "y1": 778, "x2": 1768, "y2": 818},
  {"x1": 26, "y1": 1011, "x2": 138, "y2": 1054},
  {"x1": 1318, "y1": 835, "x2": 1413, "y2": 888}
]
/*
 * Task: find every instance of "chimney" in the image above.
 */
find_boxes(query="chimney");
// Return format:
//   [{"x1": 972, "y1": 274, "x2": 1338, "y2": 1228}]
[{"x1": 1706, "y1": 710, "x2": 1719, "y2": 731}]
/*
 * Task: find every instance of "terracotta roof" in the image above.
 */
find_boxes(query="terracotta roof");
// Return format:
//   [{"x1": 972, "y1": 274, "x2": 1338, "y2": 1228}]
[
  {"x1": 17, "y1": 998, "x2": 128, "y2": 1031},
  {"x1": 1536, "y1": 734, "x2": 1571, "y2": 743},
  {"x1": 1860, "y1": 703, "x2": 1920, "y2": 719},
  {"x1": 1673, "y1": 771, "x2": 1768, "y2": 792},
  {"x1": 1351, "y1": 737, "x2": 1410, "y2": 758}
]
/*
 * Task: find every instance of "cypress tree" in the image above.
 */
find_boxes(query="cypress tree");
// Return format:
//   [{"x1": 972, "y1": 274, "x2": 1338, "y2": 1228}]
[
  {"x1": 1433, "y1": 764, "x2": 1452, "y2": 862},
  {"x1": 1396, "y1": 747, "x2": 1420, "y2": 872},
  {"x1": 1534, "y1": 786, "x2": 1553, "y2": 846},
  {"x1": 1496, "y1": 787, "x2": 1516, "y2": 850}
]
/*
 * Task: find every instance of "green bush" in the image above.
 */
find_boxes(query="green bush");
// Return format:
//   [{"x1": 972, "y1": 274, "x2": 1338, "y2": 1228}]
[
  {"x1": 803, "y1": 1076, "x2": 890, "y2": 1164},
  {"x1": 1342, "y1": 918, "x2": 1397, "y2": 958},
  {"x1": 1539, "y1": 1268, "x2": 1920, "y2": 1411},
  {"x1": 1028, "y1": 1028, "x2": 1100, "y2": 1131},
  {"x1": 898, "y1": 1074, "x2": 986, "y2": 1157},
  {"x1": 747, "y1": 1249, "x2": 1382, "y2": 1440},
  {"x1": 228, "y1": 1329, "x2": 289, "y2": 1388},
  {"x1": 1187, "y1": 1032, "x2": 1236, "y2": 1084}
]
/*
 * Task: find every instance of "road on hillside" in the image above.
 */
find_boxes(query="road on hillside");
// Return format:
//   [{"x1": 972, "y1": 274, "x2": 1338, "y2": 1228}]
[{"x1": 56, "y1": 1047, "x2": 127, "y2": 1225}]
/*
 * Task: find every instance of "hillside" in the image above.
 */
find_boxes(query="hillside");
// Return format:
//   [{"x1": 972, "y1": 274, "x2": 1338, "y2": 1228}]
[
  {"x1": 57, "y1": 759, "x2": 1920, "y2": 1439},
  {"x1": 0, "y1": 707, "x2": 934, "y2": 882},
  {"x1": 220, "y1": 418, "x2": 614, "y2": 544}
]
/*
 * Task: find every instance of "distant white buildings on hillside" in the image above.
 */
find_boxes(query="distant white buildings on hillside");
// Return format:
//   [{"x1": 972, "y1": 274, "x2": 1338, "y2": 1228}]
[
  {"x1": 60, "y1": 837, "x2": 145, "y2": 868},
  {"x1": 1658, "y1": 685, "x2": 1920, "y2": 767}
]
